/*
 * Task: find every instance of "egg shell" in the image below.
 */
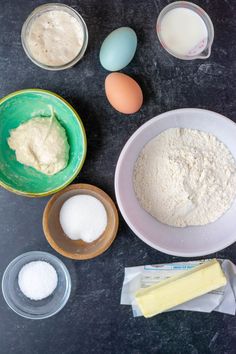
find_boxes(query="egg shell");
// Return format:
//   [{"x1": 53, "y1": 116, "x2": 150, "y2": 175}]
[
  {"x1": 105, "y1": 73, "x2": 143, "y2": 114},
  {"x1": 99, "y1": 27, "x2": 137, "y2": 71}
]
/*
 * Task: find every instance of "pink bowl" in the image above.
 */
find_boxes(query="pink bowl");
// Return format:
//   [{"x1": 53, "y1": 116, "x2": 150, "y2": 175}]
[{"x1": 115, "y1": 109, "x2": 236, "y2": 257}]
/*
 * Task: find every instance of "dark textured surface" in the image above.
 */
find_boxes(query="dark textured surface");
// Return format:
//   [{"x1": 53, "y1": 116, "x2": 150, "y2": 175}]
[{"x1": 0, "y1": 0, "x2": 236, "y2": 353}]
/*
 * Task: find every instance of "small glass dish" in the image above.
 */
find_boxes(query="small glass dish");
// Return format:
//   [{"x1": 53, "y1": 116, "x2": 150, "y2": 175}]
[
  {"x1": 156, "y1": 1, "x2": 214, "y2": 60},
  {"x1": 2, "y1": 251, "x2": 71, "y2": 319},
  {"x1": 21, "y1": 3, "x2": 88, "y2": 70}
]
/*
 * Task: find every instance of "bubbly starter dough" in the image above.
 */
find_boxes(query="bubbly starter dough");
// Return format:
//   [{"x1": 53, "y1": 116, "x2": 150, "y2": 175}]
[
  {"x1": 133, "y1": 128, "x2": 236, "y2": 227},
  {"x1": 26, "y1": 10, "x2": 84, "y2": 66},
  {"x1": 8, "y1": 111, "x2": 69, "y2": 175}
]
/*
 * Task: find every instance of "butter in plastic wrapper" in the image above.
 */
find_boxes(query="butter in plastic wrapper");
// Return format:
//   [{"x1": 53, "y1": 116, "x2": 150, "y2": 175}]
[{"x1": 120, "y1": 259, "x2": 236, "y2": 317}]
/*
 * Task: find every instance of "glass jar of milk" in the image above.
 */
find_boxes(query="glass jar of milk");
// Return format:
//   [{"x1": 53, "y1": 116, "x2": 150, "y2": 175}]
[{"x1": 156, "y1": 1, "x2": 214, "y2": 60}]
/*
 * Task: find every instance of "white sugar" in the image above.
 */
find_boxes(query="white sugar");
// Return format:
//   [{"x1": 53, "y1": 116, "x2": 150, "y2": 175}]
[{"x1": 59, "y1": 195, "x2": 108, "y2": 243}]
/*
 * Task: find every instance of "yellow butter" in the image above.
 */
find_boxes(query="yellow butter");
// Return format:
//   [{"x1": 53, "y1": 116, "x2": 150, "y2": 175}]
[{"x1": 135, "y1": 259, "x2": 227, "y2": 318}]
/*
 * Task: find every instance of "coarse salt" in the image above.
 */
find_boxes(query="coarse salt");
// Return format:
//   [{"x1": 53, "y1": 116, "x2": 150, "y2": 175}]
[{"x1": 18, "y1": 261, "x2": 58, "y2": 300}]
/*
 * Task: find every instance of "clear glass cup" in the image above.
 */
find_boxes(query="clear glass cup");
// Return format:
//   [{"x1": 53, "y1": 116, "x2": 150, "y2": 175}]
[
  {"x1": 21, "y1": 3, "x2": 88, "y2": 70},
  {"x1": 2, "y1": 251, "x2": 71, "y2": 319},
  {"x1": 156, "y1": 1, "x2": 214, "y2": 60}
]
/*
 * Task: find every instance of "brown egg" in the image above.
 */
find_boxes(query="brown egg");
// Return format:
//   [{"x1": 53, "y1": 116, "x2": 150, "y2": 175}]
[{"x1": 105, "y1": 73, "x2": 143, "y2": 114}]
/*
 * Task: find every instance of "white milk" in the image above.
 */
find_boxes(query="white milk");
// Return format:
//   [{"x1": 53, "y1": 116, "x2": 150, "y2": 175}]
[{"x1": 160, "y1": 7, "x2": 208, "y2": 57}]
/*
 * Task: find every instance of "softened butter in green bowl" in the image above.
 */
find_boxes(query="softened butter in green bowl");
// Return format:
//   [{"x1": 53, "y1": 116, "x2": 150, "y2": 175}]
[{"x1": 0, "y1": 89, "x2": 87, "y2": 196}]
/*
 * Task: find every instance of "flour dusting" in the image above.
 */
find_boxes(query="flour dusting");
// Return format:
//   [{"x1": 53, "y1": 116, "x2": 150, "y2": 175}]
[{"x1": 133, "y1": 128, "x2": 236, "y2": 227}]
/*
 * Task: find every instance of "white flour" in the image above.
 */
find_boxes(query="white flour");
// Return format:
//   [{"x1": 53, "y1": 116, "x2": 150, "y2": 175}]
[{"x1": 133, "y1": 128, "x2": 236, "y2": 227}]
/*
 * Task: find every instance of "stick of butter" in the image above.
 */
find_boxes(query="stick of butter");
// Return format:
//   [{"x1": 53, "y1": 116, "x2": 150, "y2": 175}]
[{"x1": 135, "y1": 259, "x2": 227, "y2": 318}]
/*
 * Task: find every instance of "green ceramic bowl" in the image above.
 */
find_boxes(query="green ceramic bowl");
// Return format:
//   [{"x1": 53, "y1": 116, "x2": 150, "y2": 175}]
[{"x1": 0, "y1": 89, "x2": 87, "y2": 197}]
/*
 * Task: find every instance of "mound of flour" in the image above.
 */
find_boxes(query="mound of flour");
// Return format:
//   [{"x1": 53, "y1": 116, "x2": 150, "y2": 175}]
[{"x1": 133, "y1": 128, "x2": 236, "y2": 227}]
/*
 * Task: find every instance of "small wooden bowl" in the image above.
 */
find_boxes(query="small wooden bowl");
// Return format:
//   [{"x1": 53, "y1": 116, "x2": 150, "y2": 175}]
[{"x1": 43, "y1": 184, "x2": 119, "y2": 260}]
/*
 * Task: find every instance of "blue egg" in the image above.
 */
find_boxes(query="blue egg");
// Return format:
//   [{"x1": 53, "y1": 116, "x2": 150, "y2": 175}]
[{"x1": 99, "y1": 27, "x2": 137, "y2": 71}]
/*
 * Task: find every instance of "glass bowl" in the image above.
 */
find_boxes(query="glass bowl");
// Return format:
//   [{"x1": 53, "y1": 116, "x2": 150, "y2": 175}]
[
  {"x1": 21, "y1": 3, "x2": 88, "y2": 70},
  {"x1": 2, "y1": 251, "x2": 71, "y2": 319},
  {"x1": 156, "y1": 1, "x2": 214, "y2": 60}
]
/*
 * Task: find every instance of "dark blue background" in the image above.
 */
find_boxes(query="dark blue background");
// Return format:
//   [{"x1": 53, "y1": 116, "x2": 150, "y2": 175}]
[{"x1": 0, "y1": 1, "x2": 236, "y2": 353}]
